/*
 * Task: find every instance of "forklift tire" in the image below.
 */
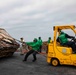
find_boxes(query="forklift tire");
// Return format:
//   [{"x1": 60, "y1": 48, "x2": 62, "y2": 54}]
[{"x1": 51, "y1": 58, "x2": 59, "y2": 67}]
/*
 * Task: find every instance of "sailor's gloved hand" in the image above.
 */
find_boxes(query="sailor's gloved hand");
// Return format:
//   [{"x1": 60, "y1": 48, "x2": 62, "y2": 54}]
[{"x1": 28, "y1": 46, "x2": 32, "y2": 50}]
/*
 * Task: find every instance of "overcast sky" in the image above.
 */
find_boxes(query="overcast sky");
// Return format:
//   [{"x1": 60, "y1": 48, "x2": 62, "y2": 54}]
[{"x1": 0, "y1": 0, "x2": 76, "y2": 41}]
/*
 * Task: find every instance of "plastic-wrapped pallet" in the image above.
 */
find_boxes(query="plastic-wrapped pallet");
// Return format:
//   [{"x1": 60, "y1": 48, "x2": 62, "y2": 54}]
[{"x1": 0, "y1": 28, "x2": 20, "y2": 57}]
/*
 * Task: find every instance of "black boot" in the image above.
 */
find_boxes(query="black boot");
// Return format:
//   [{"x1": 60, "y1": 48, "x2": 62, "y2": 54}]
[
  {"x1": 23, "y1": 59, "x2": 27, "y2": 62},
  {"x1": 32, "y1": 59, "x2": 36, "y2": 62}
]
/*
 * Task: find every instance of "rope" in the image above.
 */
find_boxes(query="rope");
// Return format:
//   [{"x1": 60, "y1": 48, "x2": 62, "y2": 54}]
[
  {"x1": 15, "y1": 39, "x2": 47, "y2": 57},
  {"x1": 36, "y1": 51, "x2": 46, "y2": 57}
]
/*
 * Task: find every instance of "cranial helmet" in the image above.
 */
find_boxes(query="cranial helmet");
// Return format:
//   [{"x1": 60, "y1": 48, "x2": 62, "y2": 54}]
[{"x1": 34, "y1": 38, "x2": 37, "y2": 41}]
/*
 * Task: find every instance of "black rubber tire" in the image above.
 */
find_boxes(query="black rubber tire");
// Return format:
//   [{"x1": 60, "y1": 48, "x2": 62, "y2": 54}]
[{"x1": 51, "y1": 58, "x2": 59, "y2": 67}]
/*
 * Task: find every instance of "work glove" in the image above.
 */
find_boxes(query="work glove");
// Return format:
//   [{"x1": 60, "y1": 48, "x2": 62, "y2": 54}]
[{"x1": 28, "y1": 46, "x2": 32, "y2": 50}]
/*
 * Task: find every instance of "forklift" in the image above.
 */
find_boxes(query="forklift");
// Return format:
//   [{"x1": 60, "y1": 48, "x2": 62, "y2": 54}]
[{"x1": 47, "y1": 25, "x2": 76, "y2": 66}]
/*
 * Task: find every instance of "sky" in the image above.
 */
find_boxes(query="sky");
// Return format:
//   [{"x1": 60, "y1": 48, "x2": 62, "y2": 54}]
[{"x1": 0, "y1": 0, "x2": 76, "y2": 41}]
